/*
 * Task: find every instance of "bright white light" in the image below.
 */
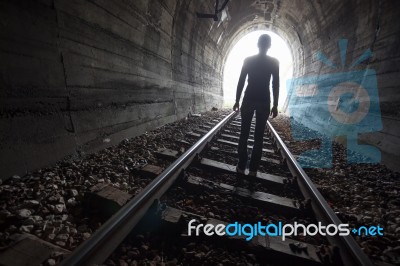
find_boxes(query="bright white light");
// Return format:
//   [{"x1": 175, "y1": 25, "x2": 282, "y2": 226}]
[{"x1": 223, "y1": 30, "x2": 293, "y2": 109}]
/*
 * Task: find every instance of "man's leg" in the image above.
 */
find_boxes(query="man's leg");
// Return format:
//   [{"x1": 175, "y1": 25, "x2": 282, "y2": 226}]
[
  {"x1": 237, "y1": 102, "x2": 254, "y2": 170},
  {"x1": 249, "y1": 102, "x2": 270, "y2": 172}
]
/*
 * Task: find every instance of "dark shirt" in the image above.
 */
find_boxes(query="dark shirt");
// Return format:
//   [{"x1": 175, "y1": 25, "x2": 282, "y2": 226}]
[{"x1": 235, "y1": 54, "x2": 279, "y2": 106}]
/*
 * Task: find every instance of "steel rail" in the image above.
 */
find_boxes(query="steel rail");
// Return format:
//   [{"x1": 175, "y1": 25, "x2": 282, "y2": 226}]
[
  {"x1": 60, "y1": 111, "x2": 238, "y2": 266},
  {"x1": 266, "y1": 120, "x2": 373, "y2": 266}
]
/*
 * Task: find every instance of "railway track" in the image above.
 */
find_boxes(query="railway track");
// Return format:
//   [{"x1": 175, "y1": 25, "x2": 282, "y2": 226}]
[{"x1": 60, "y1": 111, "x2": 373, "y2": 266}]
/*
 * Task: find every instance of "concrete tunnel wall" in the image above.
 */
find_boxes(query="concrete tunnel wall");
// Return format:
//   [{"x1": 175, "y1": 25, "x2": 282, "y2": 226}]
[
  {"x1": 1, "y1": 0, "x2": 400, "y2": 179},
  {"x1": 0, "y1": 0, "x2": 225, "y2": 179}
]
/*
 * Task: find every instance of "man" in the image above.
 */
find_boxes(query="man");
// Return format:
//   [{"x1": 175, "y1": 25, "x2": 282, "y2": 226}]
[{"x1": 233, "y1": 34, "x2": 279, "y2": 176}]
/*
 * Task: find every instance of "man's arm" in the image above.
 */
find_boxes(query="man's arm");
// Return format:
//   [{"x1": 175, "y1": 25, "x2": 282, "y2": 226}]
[
  {"x1": 272, "y1": 60, "x2": 280, "y2": 107},
  {"x1": 271, "y1": 59, "x2": 279, "y2": 118},
  {"x1": 235, "y1": 59, "x2": 248, "y2": 104}
]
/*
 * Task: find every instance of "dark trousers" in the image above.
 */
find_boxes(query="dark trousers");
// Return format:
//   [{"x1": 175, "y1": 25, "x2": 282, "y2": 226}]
[{"x1": 237, "y1": 101, "x2": 270, "y2": 172}]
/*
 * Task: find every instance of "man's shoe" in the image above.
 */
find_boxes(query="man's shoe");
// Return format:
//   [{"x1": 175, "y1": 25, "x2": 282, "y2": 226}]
[
  {"x1": 248, "y1": 170, "x2": 257, "y2": 177},
  {"x1": 236, "y1": 166, "x2": 245, "y2": 175}
]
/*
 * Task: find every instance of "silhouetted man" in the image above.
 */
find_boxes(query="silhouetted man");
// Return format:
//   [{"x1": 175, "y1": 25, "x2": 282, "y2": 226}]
[{"x1": 233, "y1": 34, "x2": 279, "y2": 176}]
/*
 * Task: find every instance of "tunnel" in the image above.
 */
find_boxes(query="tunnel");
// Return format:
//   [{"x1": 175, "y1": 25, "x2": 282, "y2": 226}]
[{"x1": 1, "y1": 0, "x2": 399, "y2": 178}]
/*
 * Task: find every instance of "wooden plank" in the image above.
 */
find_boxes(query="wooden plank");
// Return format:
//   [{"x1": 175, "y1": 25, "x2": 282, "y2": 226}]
[
  {"x1": 224, "y1": 128, "x2": 256, "y2": 135},
  {"x1": 199, "y1": 125, "x2": 212, "y2": 130},
  {"x1": 0, "y1": 234, "x2": 70, "y2": 266},
  {"x1": 217, "y1": 139, "x2": 275, "y2": 154},
  {"x1": 140, "y1": 164, "x2": 163, "y2": 177},
  {"x1": 230, "y1": 121, "x2": 255, "y2": 126},
  {"x1": 155, "y1": 148, "x2": 180, "y2": 159},
  {"x1": 193, "y1": 128, "x2": 209, "y2": 134},
  {"x1": 220, "y1": 133, "x2": 272, "y2": 145},
  {"x1": 186, "y1": 131, "x2": 201, "y2": 138},
  {"x1": 233, "y1": 120, "x2": 256, "y2": 124},
  {"x1": 200, "y1": 158, "x2": 285, "y2": 185},
  {"x1": 231, "y1": 120, "x2": 255, "y2": 124},
  {"x1": 209, "y1": 147, "x2": 281, "y2": 165},
  {"x1": 85, "y1": 184, "x2": 132, "y2": 216},
  {"x1": 161, "y1": 207, "x2": 182, "y2": 224},
  {"x1": 187, "y1": 175, "x2": 297, "y2": 213},
  {"x1": 229, "y1": 123, "x2": 255, "y2": 129},
  {"x1": 176, "y1": 139, "x2": 191, "y2": 145}
]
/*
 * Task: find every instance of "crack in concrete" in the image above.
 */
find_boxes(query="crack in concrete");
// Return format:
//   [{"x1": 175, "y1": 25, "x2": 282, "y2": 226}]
[{"x1": 54, "y1": 0, "x2": 75, "y2": 134}]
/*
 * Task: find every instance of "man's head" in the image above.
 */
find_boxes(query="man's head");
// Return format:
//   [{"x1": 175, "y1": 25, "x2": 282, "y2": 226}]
[{"x1": 258, "y1": 34, "x2": 271, "y2": 54}]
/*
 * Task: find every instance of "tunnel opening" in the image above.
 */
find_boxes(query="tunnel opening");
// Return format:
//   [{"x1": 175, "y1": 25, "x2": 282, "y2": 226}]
[{"x1": 222, "y1": 30, "x2": 293, "y2": 109}]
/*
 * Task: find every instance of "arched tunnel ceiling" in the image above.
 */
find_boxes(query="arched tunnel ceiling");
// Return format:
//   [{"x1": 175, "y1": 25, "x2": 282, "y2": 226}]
[
  {"x1": 195, "y1": 0, "x2": 382, "y2": 78},
  {"x1": 0, "y1": 0, "x2": 399, "y2": 178}
]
